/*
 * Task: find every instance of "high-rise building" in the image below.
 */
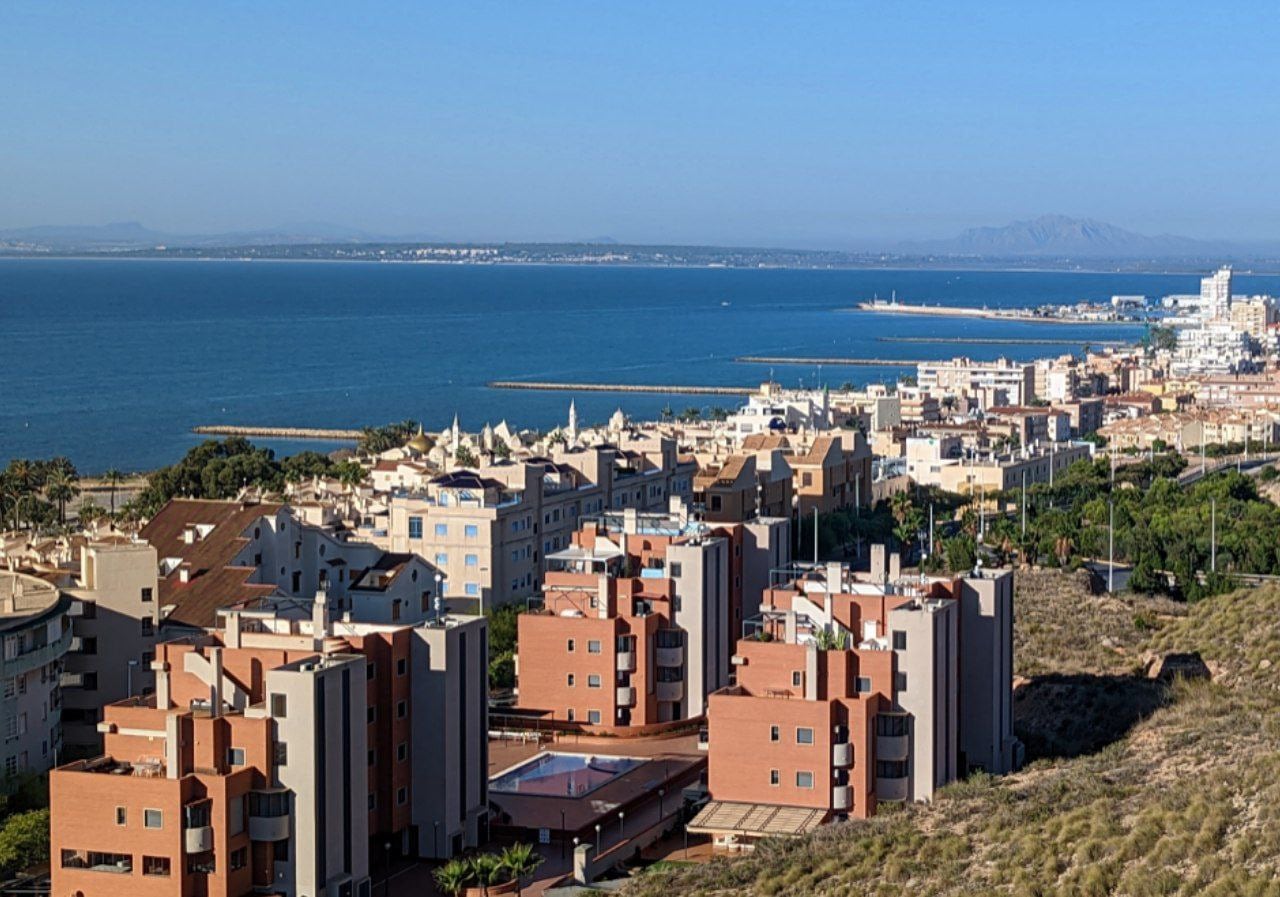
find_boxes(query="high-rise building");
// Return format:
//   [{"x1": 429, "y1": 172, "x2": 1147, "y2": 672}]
[{"x1": 1200, "y1": 266, "x2": 1233, "y2": 321}]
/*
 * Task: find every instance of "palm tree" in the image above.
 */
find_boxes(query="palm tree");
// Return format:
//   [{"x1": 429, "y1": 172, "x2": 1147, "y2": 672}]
[
  {"x1": 1054, "y1": 535, "x2": 1075, "y2": 568},
  {"x1": 103, "y1": 468, "x2": 124, "y2": 515},
  {"x1": 78, "y1": 500, "x2": 106, "y2": 527},
  {"x1": 45, "y1": 468, "x2": 80, "y2": 525},
  {"x1": 467, "y1": 854, "x2": 504, "y2": 896},
  {"x1": 334, "y1": 460, "x2": 367, "y2": 491},
  {"x1": 432, "y1": 858, "x2": 473, "y2": 897},
  {"x1": 499, "y1": 843, "x2": 545, "y2": 897}
]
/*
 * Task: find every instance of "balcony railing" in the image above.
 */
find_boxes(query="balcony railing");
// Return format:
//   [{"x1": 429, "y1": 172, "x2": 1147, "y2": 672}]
[
  {"x1": 876, "y1": 733, "x2": 909, "y2": 762},
  {"x1": 832, "y1": 741, "x2": 853, "y2": 768},
  {"x1": 615, "y1": 686, "x2": 636, "y2": 707},
  {"x1": 616, "y1": 652, "x2": 636, "y2": 673},
  {"x1": 832, "y1": 785, "x2": 852, "y2": 812}
]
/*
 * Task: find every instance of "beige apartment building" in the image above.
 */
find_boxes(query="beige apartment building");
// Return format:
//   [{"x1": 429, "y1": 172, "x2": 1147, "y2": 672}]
[
  {"x1": 911, "y1": 442, "x2": 1093, "y2": 493},
  {"x1": 384, "y1": 442, "x2": 695, "y2": 609},
  {"x1": 0, "y1": 571, "x2": 72, "y2": 777},
  {"x1": 61, "y1": 539, "x2": 161, "y2": 755},
  {"x1": 917, "y1": 357, "x2": 1036, "y2": 408}
]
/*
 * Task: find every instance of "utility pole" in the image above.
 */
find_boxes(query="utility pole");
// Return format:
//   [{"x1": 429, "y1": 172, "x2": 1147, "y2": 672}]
[
  {"x1": 928, "y1": 502, "x2": 935, "y2": 555},
  {"x1": 1107, "y1": 499, "x2": 1115, "y2": 594},
  {"x1": 1211, "y1": 497, "x2": 1217, "y2": 573},
  {"x1": 813, "y1": 506, "x2": 819, "y2": 565},
  {"x1": 1201, "y1": 438, "x2": 1206, "y2": 476},
  {"x1": 1021, "y1": 469, "x2": 1027, "y2": 537},
  {"x1": 1050, "y1": 440, "x2": 1056, "y2": 488}
]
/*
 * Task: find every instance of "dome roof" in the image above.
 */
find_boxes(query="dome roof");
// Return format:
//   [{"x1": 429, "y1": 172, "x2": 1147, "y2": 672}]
[{"x1": 406, "y1": 426, "x2": 435, "y2": 452}]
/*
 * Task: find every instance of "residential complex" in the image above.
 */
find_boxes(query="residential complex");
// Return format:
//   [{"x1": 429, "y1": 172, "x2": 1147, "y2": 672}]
[
  {"x1": 50, "y1": 595, "x2": 488, "y2": 897},
  {"x1": 689, "y1": 555, "x2": 1019, "y2": 848},
  {"x1": 515, "y1": 504, "x2": 790, "y2": 729}
]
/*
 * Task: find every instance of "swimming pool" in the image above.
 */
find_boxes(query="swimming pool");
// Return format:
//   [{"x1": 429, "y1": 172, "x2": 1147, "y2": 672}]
[{"x1": 489, "y1": 752, "x2": 644, "y2": 798}]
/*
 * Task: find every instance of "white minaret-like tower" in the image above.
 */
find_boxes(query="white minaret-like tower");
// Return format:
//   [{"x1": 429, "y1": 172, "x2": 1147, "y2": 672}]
[
  {"x1": 567, "y1": 399, "x2": 579, "y2": 445},
  {"x1": 451, "y1": 413, "x2": 461, "y2": 447}
]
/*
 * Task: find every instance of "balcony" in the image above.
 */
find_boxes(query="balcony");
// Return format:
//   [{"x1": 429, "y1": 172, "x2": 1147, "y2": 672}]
[
  {"x1": 248, "y1": 790, "x2": 291, "y2": 841},
  {"x1": 615, "y1": 686, "x2": 636, "y2": 707},
  {"x1": 185, "y1": 826, "x2": 214, "y2": 853},
  {"x1": 655, "y1": 680, "x2": 684, "y2": 703},
  {"x1": 876, "y1": 775, "x2": 908, "y2": 802},
  {"x1": 832, "y1": 785, "x2": 852, "y2": 812},
  {"x1": 616, "y1": 652, "x2": 636, "y2": 673},
  {"x1": 655, "y1": 646, "x2": 683, "y2": 667},
  {"x1": 832, "y1": 741, "x2": 853, "y2": 768},
  {"x1": 876, "y1": 734, "x2": 910, "y2": 762}
]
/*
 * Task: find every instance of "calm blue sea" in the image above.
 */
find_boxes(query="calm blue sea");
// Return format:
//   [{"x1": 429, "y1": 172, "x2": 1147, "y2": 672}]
[{"x1": 4, "y1": 259, "x2": 1278, "y2": 474}]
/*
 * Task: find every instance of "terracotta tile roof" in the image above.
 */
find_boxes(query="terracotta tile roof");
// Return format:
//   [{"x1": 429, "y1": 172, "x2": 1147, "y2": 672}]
[
  {"x1": 795, "y1": 435, "x2": 839, "y2": 465},
  {"x1": 741, "y1": 434, "x2": 789, "y2": 452},
  {"x1": 140, "y1": 498, "x2": 282, "y2": 629}
]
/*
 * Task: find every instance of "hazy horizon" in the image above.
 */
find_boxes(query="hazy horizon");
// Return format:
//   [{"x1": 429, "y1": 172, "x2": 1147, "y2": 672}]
[{"x1": 3, "y1": 2, "x2": 1279, "y2": 248}]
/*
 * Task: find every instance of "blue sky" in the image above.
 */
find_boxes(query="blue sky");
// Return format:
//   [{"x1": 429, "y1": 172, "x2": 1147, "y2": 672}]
[{"x1": 2, "y1": 2, "x2": 1277, "y2": 247}]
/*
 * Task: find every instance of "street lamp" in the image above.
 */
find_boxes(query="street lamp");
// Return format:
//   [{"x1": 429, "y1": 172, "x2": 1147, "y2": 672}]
[
  {"x1": 658, "y1": 788, "x2": 665, "y2": 819},
  {"x1": 433, "y1": 821, "x2": 440, "y2": 858},
  {"x1": 127, "y1": 659, "x2": 139, "y2": 698},
  {"x1": 595, "y1": 823, "x2": 601, "y2": 855},
  {"x1": 618, "y1": 810, "x2": 625, "y2": 837},
  {"x1": 560, "y1": 809, "x2": 567, "y2": 860},
  {"x1": 383, "y1": 841, "x2": 392, "y2": 897}
]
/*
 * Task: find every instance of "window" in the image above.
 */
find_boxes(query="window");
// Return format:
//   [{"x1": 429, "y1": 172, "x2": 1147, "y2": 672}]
[
  {"x1": 228, "y1": 795, "x2": 244, "y2": 836},
  {"x1": 876, "y1": 760, "x2": 909, "y2": 779},
  {"x1": 368, "y1": 793, "x2": 376, "y2": 810},
  {"x1": 144, "y1": 808, "x2": 163, "y2": 828},
  {"x1": 434, "y1": 524, "x2": 448, "y2": 537},
  {"x1": 588, "y1": 710, "x2": 601, "y2": 724},
  {"x1": 587, "y1": 674, "x2": 601, "y2": 688},
  {"x1": 465, "y1": 554, "x2": 478, "y2": 567},
  {"x1": 367, "y1": 707, "x2": 376, "y2": 723},
  {"x1": 140, "y1": 618, "x2": 153, "y2": 636},
  {"x1": 769, "y1": 769, "x2": 780, "y2": 786},
  {"x1": 397, "y1": 658, "x2": 407, "y2": 676},
  {"x1": 367, "y1": 662, "x2": 376, "y2": 680},
  {"x1": 408, "y1": 516, "x2": 423, "y2": 539},
  {"x1": 876, "y1": 714, "x2": 909, "y2": 737},
  {"x1": 142, "y1": 856, "x2": 170, "y2": 877},
  {"x1": 856, "y1": 677, "x2": 872, "y2": 694},
  {"x1": 769, "y1": 725, "x2": 780, "y2": 742},
  {"x1": 668, "y1": 562, "x2": 682, "y2": 577},
  {"x1": 587, "y1": 640, "x2": 601, "y2": 654},
  {"x1": 567, "y1": 709, "x2": 575, "y2": 722},
  {"x1": 115, "y1": 807, "x2": 127, "y2": 826},
  {"x1": 894, "y1": 672, "x2": 908, "y2": 692},
  {"x1": 398, "y1": 742, "x2": 408, "y2": 762},
  {"x1": 187, "y1": 856, "x2": 215, "y2": 874},
  {"x1": 61, "y1": 850, "x2": 132, "y2": 872},
  {"x1": 271, "y1": 694, "x2": 287, "y2": 718},
  {"x1": 791, "y1": 671, "x2": 802, "y2": 688},
  {"x1": 141, "y1": 587, "x2": 153, "y2": 603},
  {"x1": 397, "y1": 700, "x2": 407, "y2": 719},
  {"x1": 566, "y1": 639, "x2": 576, "y2": 653},
  {"x1": 274, "y1": 742, "x2": 287, "y2": 766},
  {"x1": 396, "y1": 787, "x2": 408, "y2": 806},
  {"x1": 464, "y1": 524, "x2": 479, "y2": 538},
  {"x1": 795, "y1": 771, "x2": 814, "y2": 789},
  {"x1": 226, "y1": 747, "x2": 246, "y2": 766},
  {"x1": 435, "y1": 552, "x2": 448, "y2": 566},
  {"x1": 464, "y1": 583, "x2": 479, "y2": 596},
  {"x1": 273, "y1": 840, "x2": 289, "y2": 862},
  {"x1": 892, "y1": 631, "x2": 907, "y2": 651},
  {"x1": 230, "y1": 847, "x2": 247, "y2": 871},
  {"x1": 566, "y1": 674, "x2": 575, "y2": 687},
  {"x1": 796, "y1": 727, "x2": 814, "y2": 745}
]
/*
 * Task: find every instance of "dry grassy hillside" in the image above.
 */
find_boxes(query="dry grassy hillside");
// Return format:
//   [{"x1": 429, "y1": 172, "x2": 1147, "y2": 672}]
[{"x1": 627, "y1": 572, "x2": 1280, "y2": 897}]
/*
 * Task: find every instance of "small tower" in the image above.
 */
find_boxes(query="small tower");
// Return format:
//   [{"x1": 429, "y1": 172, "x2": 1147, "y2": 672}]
[
  {"x1": 451, "y1": 413, "x2": 461, "y2": 448},
  {"x1": 567, "y1": 399, "x2": 579, "y2": 445}
]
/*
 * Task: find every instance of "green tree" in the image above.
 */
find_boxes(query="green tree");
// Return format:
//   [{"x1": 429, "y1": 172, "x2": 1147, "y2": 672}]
[
  {"x1": 0, "y1": 809, "x2": 49, "y2": 878},
  {"x1": 281, "y1": 451, "x2": 335, "y2": 483},
  {"x1": 334, "y1": 459, "x2": 368, "y2": 490},
  {"x1": 44, "y1": 467, "x2": 80, "y2": 524},
  {"x1": 455, "y1": 445, "x2": 479, "y2": 468},
  {"x1": 468, "y1": 853, "x2": 506, "y2": 896}
]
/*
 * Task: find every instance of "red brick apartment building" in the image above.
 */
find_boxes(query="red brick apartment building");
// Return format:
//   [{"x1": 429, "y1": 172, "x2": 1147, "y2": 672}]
[
  {"x1": 51, "y1": 595, "x2": 488, "y2": 897},
  {"x1": 515, "y1": 504, "x2": 789, "y2": 731},
  {"x1": 689, "y1": 552, "x2": 1019, "y2": 848}
]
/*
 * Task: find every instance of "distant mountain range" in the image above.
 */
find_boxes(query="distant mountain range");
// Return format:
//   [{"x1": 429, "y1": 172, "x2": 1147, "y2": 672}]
[{"x1": 903, "y1": 214, "x2": 1263, "y2": 259}]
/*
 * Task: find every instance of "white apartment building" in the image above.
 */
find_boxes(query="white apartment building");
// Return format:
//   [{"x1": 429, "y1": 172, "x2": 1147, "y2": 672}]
[
  {"x1": 916, "y1": 357, "x2": 1036, "y2": 408},
  {"x1": 0, "y1": 571, "x2": 72, "y2": 776}
]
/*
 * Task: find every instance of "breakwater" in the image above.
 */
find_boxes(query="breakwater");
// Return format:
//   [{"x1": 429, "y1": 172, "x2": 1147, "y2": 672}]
[
  {"x1": 734, "y1": 355, "x2": 922, "y2": 367},
  {"x1": 193, "y1": 425, "x2": 363, "y2": 441},
  {"x1": 877, "y1": 336, "x2": 1129, "y2": 346},
  {"x1": 487, "y1": 381, "x2": 754, "y2": 396}
]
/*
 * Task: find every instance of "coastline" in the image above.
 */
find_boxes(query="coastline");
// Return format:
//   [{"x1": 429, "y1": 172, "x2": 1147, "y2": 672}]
[{"x1": 849, "y1": 302, "x2": 1146, "y2": 326}]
